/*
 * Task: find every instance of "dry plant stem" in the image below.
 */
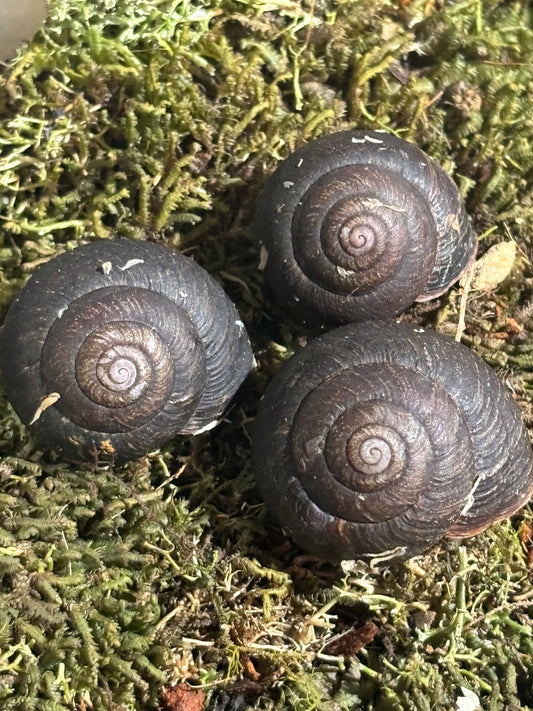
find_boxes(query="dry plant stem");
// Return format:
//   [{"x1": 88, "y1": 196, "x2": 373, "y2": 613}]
[{"x1": 456, "y1": 265, "x2": 474, "y2": 342}]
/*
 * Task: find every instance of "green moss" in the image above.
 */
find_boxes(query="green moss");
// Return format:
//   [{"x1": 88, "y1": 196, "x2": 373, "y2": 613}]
[{"x1": 1, "y1": 0, "x2": 533, "y2": 708}]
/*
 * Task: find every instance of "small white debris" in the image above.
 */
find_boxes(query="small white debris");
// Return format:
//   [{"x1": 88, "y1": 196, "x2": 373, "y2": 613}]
[
  {"x1": 340, "y1": 559, "x2": 361, "y2": 574},
  {"x1": 235, "y1": 320, "x2": 244, "y2": 330},
  {"x1": 297, "y1": 158, "x2": 304, "y2": 168},
  {"x1": 258, "y1": 245, "x2": 268, "y2": 271},
  {"x1": 283, "y1": 181, "x2": 294, "y2": 189},
  {"x1": 30, "y1": 392, "x2": 61, "y2": 425},
  {"x1": 100, "y1": 261, "x2": 112, "y2": 274},
  {"x1": 57, "y1": 307, "x2": 66, "y2": 318},
  {"x1": 351, "y1": 135, "x2": 384, "y2": 144},
  {"x1": 455, "y1": 687, "x2": 481, "y2": 711},
  {"x1": 178, "y1": 290, "x2": 187, "y2": 298},
  {"x1": 368, "y1": 545, "x2": 408, "y2": 567},
  {"x1": 193, "y1": 420, "x2": 219, "y2": 435},
  {"x1": 119, "y1": 258, "x2": 145, "y2": 271},
  {"x1": 413, "y1": 328, "x2": 425, "y2": 332},
  {"x1": 365, "y1": 134, "x2": 383, "y2": 144},
  {"x1": 459, "y1": 476, "x2": 481, "y2": 516}
]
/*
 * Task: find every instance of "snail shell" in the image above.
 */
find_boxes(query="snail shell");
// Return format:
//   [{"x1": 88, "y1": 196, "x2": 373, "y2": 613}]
[
  {"x1": 0, "y1": 240, "x2": 254, "y2": 462},
  {"x1": 253, "y1": 321, "x2": 533, "y2": 561},
  {"x1": 255, "y1": 130, "x2": 477, "y2": 324}
]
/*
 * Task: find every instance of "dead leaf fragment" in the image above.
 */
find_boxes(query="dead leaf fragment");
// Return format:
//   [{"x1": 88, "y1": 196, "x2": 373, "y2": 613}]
[
  {"x1": 323, "y1": 621, "x2": 379, "y2": 657},
  {"x1": 159, "y1": 683, "x2": 206, "y2": 711},
  {"x1": 462, "y1": 241, "x2": 516, "y2": 292}
]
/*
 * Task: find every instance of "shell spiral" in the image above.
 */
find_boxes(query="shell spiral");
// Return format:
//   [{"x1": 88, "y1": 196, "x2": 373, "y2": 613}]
[
  {"x1": 253, "y1": 322, "x2": 533, "y2": 561},
  {"x1": 255, "y1": 130, "x2": 477, "y2": 324},
  {"x1": 0, "y1": 240, "x2": 254, "y2": 462}
]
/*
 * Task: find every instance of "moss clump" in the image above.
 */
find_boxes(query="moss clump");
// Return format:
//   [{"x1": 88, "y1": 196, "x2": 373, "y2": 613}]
[
  {"x1": 0, "y1": 453, "x2": 213, "y2": 709},
  {"x1": 1, "y1": 0, "x2": 533, "y2": 709}
]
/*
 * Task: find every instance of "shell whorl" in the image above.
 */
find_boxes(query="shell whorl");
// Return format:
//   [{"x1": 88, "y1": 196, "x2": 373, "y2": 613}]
[
  {"x1": 255, "y1": 130, "x2": 477, "y2": 324},
  {"x1": 0, "y1": 240, "x2": 254, "y2": 462},
  {"x1": 253, "y1": 321, "x2": 533, "y2": 561}
]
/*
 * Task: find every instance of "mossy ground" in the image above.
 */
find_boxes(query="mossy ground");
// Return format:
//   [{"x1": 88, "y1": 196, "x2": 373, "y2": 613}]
[{"x1": 0, "y1": 0, "x2": 533, "y2": 709}]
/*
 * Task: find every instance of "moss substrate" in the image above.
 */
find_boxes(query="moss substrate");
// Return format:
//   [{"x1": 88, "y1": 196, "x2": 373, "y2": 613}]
[{"x1": 0, "y1": 0, "x2": 533, "y2": 709}]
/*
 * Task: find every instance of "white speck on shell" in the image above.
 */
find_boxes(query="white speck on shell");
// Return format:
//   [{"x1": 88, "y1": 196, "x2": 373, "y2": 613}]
[
  {"x1": 459, "y1": 476, "x2": 482, "y2": 517},
  {"x1": 193, "y1": 420, "x2": 219, "y2": 435},
  {"x1": 119, "y1": 258, "x2": 145, "y2": 271},
  {"x1": 352, "y1": 134, "x2": 385, "y2": 145},
  {"x1": 258, "y1": 245, "x2": 268, "y2": 270}
]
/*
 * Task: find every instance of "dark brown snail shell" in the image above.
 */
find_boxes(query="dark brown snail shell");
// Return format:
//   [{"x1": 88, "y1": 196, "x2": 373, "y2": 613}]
[
  {"x1": 0, "y1": 240, "x2": 254, "y2": 462},
  {"x1": 255, "y1": 130, "x2": 477, "y2": 324},
  {"x1": 253, "y1": 321, "x2": 533, "y2": 562}
]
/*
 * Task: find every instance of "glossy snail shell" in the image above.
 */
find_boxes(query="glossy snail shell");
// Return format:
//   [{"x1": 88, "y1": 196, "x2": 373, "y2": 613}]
[
  {"x1": 253, "y1": 321, "x2": 533, "y2": 561},
  {"x1": 255, "y1": 130, "x2": 477, "y2": 324},
  {"x1": 0, "y1": 240, "x2": 254, "y2": 462}
]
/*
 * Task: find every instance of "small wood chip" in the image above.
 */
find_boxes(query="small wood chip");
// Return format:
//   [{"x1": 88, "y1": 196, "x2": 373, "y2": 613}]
[{"x1": 30, "y1": 392, "x2": 60, "y2": 424}]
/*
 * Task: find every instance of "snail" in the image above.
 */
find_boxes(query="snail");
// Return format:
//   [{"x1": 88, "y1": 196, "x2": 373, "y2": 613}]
[
  {"x1": 254, "y1": 130, "x2": 477, "y2": 324},
  {"x1": 0, "y1": 240, "x2": 254, "y2": 462},
  {"x1": 252, "y1": 321, "x2": 533, "y2": 562}
]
